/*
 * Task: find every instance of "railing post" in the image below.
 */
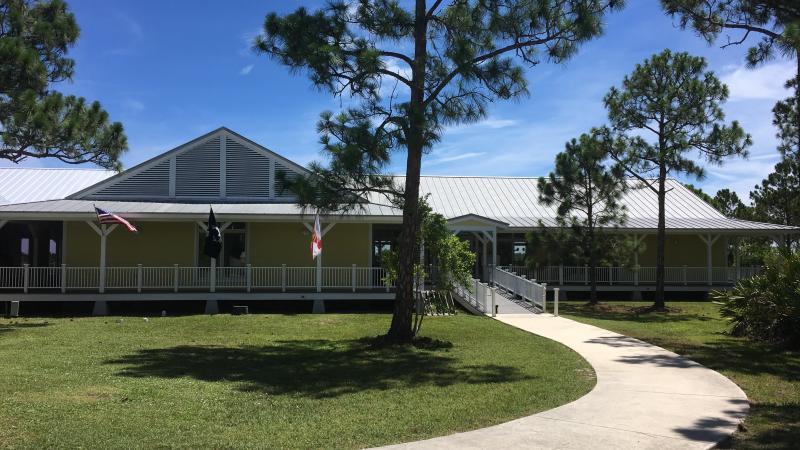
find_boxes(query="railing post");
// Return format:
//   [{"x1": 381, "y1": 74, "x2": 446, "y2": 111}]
[
  {"x1": 491, "y1": 287, "x2": 496, "y2": 317},
  {"x1": 541, "y1": 283, "x2": 547, "y2": 313},
  {"x1": 61, "y1": 264, "x2": 67, "y2": 294},
  {"x1": 584, "y1": 265, "x2": 588, "y2": 285},
  {"x1": 137, "y1": 264, "x2": 143, "y2": 293},
  {"x1": 558, "y1": 264, "x2": 564, "y2": 285},
  {"x1": 554, "y1": 288, "x2": 560, "y2": 317},
  {"x1": 683, "y1": 265, "x2": 687, "y2": 286},
  {"x1": 474, "y1": 278, "x2": 479, "y2": 305},
  {"x1": 608, "y1": 266, "x2": 612, "y2": 285},
  {"x1": 281, "y1": 264, "x2": 286, "y2": 292},
  {"x1": 634, "y1": 266, "x2": 639, "y2": 286},
  {"x1": 351, "y1": 264, "x2": 357, "y2": 293},
  {"x1": 23, "y1": 264, "x2": 29, "y2": 293},
  {"x1": 246, "y1": 264, "x2": 252, "y2": 293},
  {"x1": 173, "y1": 264, "x2": 179, "y2": 292}
]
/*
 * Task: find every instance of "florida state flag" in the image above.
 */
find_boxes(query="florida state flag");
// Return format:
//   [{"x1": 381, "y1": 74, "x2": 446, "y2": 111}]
[{"x1": 311, "y1": 213, "x2": 322, "y2": 259}]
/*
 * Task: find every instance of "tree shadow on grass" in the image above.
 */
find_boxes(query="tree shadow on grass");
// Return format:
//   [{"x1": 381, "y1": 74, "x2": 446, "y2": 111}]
[
  {"x1": 105, "y1": 337, "x2": 533, "y2": 398},
  {"x1": 673, "y1": 398, "x2": 749, "y2": 443},
  {"x1": 716, "y1": 402, "x2": 800, "y2": 449},
  {"x1": 0, "y1": 321, "x2": 50, "y2": 335},
  {"x1": 565, "y1": 303, "x2": 800, "y2": 381},
  {"x1": 558, "y1": 303, "x2": 715, "y2": 324},
  {"x1": 645, "y1": 335, "x2": 800, "y2": 382}
]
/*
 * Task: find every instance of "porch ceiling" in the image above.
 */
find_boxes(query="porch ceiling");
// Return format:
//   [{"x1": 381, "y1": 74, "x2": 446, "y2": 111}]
[{"x1": 0, "y1": 199, "x2": 402, "y2": 222}]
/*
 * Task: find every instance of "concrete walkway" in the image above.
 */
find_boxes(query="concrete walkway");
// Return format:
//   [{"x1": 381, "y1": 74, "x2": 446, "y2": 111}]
[{"x1": 379, "y1": 314, "x2": 749, "y2": 450}]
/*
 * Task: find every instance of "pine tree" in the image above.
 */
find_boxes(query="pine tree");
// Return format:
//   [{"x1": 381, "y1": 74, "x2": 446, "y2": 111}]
[
  {"x1": 1, "y1": 0, "x2": 127, "y2": 169},
  {"x1": 537, "y1": 129, "x2": 628, "y2": 305},
  {"x1": 254, "y1": 0, "x2": 624, "y2": 342},
  {"x1": 604, "y1": 49, "x2": 751, "y2": 310},
  {"x1": 662, "y1": 1, "x2": 800, "y2": 156}
]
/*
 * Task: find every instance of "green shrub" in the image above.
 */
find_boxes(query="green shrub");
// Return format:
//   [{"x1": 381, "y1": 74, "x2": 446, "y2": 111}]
[{"x1": 712, "y1": 251, "x2": 800, "y2": 348}]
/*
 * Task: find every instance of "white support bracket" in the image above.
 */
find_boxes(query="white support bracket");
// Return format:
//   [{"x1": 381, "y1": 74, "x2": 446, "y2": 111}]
[{"x1": 0, "y1": 220, "x2": 7, "y2": 231}]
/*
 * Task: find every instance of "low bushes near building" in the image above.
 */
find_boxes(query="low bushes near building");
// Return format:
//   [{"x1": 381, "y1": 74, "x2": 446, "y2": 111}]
[{"x1": 712, "y1": 251, "x2": 800, "y2": 348}]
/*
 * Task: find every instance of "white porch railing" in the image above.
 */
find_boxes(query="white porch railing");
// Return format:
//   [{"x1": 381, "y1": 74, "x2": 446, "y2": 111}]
[
  {"x1": 500, "y1": 265, "x2": 761, "y2": 286},
  {"x1": 493, "y1": 267, "x2": 546, "y2": 312},
  {"x1": 0, "y1": 265, "x2": 396, "y2": 293}
]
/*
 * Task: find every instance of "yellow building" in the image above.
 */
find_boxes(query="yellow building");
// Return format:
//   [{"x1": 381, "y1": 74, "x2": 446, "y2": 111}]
[{"x1": 0, "y1": 128, "x2": 795, "y2": 312}]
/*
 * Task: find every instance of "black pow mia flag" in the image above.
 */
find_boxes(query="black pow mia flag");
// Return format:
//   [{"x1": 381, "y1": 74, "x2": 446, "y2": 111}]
[{"x1": 204, "y1": 207, "x2": 222, "y2": 260}]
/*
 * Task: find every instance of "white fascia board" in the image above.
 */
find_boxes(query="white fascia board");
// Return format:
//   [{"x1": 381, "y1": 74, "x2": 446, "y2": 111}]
[
  {"x1": 0, "y1": 211, "x2": 403, "y2": 223},
  {"x1": 505, "y1": 226, "x2": 799, "y2": 236}
]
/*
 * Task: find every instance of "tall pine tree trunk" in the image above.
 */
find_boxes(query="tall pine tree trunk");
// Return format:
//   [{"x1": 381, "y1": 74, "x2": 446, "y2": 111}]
[
  {"x1": 587, "y1": 204, "x2": 598, "y2": 305},
  {"x1": 654, "y1": 165, "x2": 667, "y2": 310},
  {"x1": 588, "y1": 245, "x2": 598, "y2": 304},
  {"x1": 795, "y1": 58, "x2": 799, "y2": 158},
  {"x1": 387, "y1": 0, "x2": 427, "y2": 343}
]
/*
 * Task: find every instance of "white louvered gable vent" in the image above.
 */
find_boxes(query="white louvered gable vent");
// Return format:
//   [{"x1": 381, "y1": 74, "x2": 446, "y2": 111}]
[
  {"x1": 176, "y1": 137, "x2": 220, "y2": 198},
  {"x1": 90, "y1": 161, "x2": 169, "y2": 198},
  {"x1": 274, "y1": 162, "x2": 301, "y2": 200},
  {"x1": 226, "y1": 140, "x2": 270, "y2": 198}
]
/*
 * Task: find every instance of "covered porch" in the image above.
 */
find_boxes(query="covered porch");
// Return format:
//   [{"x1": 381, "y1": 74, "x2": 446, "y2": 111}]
[{"x1": 0, "y1": 211, "x2": 401, "y2": 313}]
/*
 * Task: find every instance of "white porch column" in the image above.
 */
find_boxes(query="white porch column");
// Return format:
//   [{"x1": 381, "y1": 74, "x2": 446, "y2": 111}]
[
  {"x1": 86, "y1": 222, "x2": 117, "y2": 294},
  {"x1": 491, "y1": 229, "x2": 497, "y2": 284},
  {"x1": 86, "y1": 221, "x2": 117, "y2": 315},
  {"x1": 304, "y1": 220, "x2": 335, "y2": 313},
  {"x1": 481, "y1": 239, "x2": 488, "y2": 281},
  {"x1": 699, "y1": 234, "x2": 720, "y2": 286}
]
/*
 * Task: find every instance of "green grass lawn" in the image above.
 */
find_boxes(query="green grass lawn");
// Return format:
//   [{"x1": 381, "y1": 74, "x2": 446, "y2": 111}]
[
  {"x1": 0, "y1": 313, "x2": 594, "y2": 449},
  {"x1": 560, "y1": 301, "x2": 800, "y2": 450}
]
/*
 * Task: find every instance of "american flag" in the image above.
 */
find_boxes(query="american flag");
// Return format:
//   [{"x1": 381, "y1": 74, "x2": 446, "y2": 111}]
[{"x1": 94, "y1": 207, "x2": 138, "y2": 233}]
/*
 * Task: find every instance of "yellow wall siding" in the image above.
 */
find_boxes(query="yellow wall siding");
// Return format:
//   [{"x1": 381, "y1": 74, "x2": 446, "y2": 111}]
[
  {"x1": 636, "y1": 234, "x2": 726, "y2": 266},
  {"x1": 248, "y1": 222, "x2": 370, "y2": 267},
  {"x1": 64, "y1": 222, "x2": 101, "y2": 266},
  {"x1": 64, "y1": 221, "x2": 195, "y2": 267},
  {"x1": 321, "y1": 223, "x2": 371, "y2": 267}
]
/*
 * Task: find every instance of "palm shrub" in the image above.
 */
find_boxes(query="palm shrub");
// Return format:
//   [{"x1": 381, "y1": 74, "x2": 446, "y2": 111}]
[{"x1": 712, "y1": 251, "x2": 800, "y2": 348}]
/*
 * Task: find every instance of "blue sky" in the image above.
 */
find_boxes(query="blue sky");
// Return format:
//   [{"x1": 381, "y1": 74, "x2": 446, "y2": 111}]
[{"x1": 8, "y1": 0, "x2": 796, "y2": 200}]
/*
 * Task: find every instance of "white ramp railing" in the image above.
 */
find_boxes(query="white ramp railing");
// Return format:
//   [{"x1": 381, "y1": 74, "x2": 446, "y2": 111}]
[
  {"x1": 493, "y1": 266, "x2": 546, "y2": 312},
  {"x1": 453, "y1": 278, "x2": 491, "y2": 315}
]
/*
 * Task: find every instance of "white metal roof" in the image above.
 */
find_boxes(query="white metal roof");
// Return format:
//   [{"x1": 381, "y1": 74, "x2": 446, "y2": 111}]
[
  {"x1": 0, "y1": 168, "x2": 115, "y2": 205},
  {"x1": 406, "y1": 175, "x2": 794, "y2": 233},
  {"x1": 0, "y1": 128, "x2": 795, "y2": 234},
  {"x1": 0, "y1": 175, "x2": 794, "y2": 233}
]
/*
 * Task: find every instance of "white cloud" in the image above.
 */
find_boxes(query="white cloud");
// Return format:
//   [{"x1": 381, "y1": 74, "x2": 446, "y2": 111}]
[
  {"x1": 104, "y1": 13, "x2": 143, "y2": 56},
  {"x1": 240, "y1": 64, "x2": 254, "y2": 75},
  {"x1": 116, "y1": 13, "x2": 143, "y2": 40},
  {"x1": 239, "y1": 29, "x2": 261, "y2": 57},
  {"x1": 122, "y1": 99, "x2": 145, "y2": 113},
  {"x1": 427, "y1": 151, "x2": 487, "y2": 165},
  {"x1": 446, "y1": 117, "x2": 521, "y2": 134},
  {"x1": 720, "y1": 61, "x2": 795, "y2": 101}
]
